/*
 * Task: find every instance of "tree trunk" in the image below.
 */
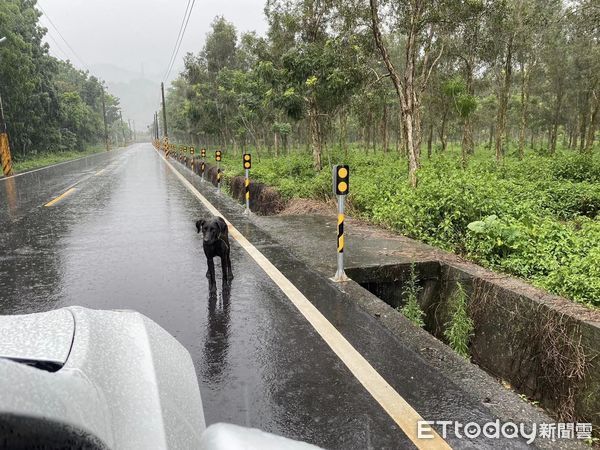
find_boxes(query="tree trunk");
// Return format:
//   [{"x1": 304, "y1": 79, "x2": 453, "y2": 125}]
[
  {"x1": 309, "y1": 100, "x2": 322, "y2": 171},
  {"x1": 382, "y1": 103, "x2": 389, "y2": 153},
  {"x1": 495, "y1": 34, "x2": 514, "y2": 162},
  {"x1": 368, "y1": 110, "x2": 374, "y2": 152},
  {"x1": 439, "y1": 106, "x2": 448, "y2": 152},
  {"x1": 397, "y1": 112, "x2": 403, "y2": 155},
  {"x1": 461, "y1": 118, "x2": 471, "y2": 168},
  {"x1": 370, "y1": 0, "x2": 435, "y2": 188},
  {"x1": 584, "y1": 91, "x2": 599, "y2": 153},
  {"x1": 427, "y1": 125, "x2": 433, "y2": 159},
  {"x1": 549, "y1": 124, "x2": 558, "y2": 154},
  {"x1": 550, "y1": 86, "x2": 565, "y2": 155},
  {"x1": 404, "y1": 109, "x2": 419, "y2": 187},
  {"x1": 274, "y1": 131, "x2": 279, "y2": 157},
  {"x1": 462, "y1": 59, "x2": 475, "y2": 156},
  {"x1": 568, "y1": 125, "x2": 575, "y2": 149},
  {"x1": 518, "y1": 60, "x2": 530, "y2": 160},
  {"x1": 340, "y1": 110, "x2": 348, "y2": 156},
  {"x1": 579, "y1": 108, "x2": 588, "y2": 151}
]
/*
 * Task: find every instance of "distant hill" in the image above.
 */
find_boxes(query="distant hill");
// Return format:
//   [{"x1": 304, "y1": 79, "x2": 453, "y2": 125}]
[
  {"x1": 107, "y1": 78, "x2": 160, "y2": 133},
  {"x1": 89, "y1": 63, "x2": 182, "y2": 132}
]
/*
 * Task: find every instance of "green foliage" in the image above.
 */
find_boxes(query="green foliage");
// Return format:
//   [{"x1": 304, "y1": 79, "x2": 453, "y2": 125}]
[
  {"x1": 399, "y1": 264, "x2": 425, "y2": 328},
  {"x1": 0, "y1": 1, "x2": 126, "y2": 160},
  {"x1": 444, "y1": 283, "x2": 474, "y2": 358},
  {"x1": 441, "y1": 76, "x2": 478, "y2": 118},
  {"x1": 225, "y1": 146, "x2": 600, "y2": 309},
  {"x1": 551, "y1": 153, "x2": 600, "y2": 183},
  {"x1": 467, "y1": 215, "x2": 522, "y2": 262}
]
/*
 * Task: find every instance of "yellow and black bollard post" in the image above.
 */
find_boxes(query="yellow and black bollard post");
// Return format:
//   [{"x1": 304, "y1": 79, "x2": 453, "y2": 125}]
[
  {"x1": 332, "y1": 165, "x2": 349, "y2": 282},
  {"x1": 0, "y1": 131, "x2": 13, "y2": 177},
  {"x1": 215, "y1": 150, "x2": 222, "y2": 192},
  {"x1": 200, "y1": 148, "x2": 206, "y2": 182},
  {"x1": 190, "y1": 146, "x2": 195, "y2": 172},
  {"x1": 243, "y1": 153, "x2": 251, "y2": 215}
]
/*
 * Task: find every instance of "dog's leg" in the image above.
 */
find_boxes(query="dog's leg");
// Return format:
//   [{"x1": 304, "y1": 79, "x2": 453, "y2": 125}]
[
  {"x1": 207, "y1": 257, "x2": 217, "y2": 293},
  {"x1": 221, "y1": 254, "x2": 229, "y2": 283},
  {"x1": 226, "y1": 244, "x2": 233, "y2": 280}
]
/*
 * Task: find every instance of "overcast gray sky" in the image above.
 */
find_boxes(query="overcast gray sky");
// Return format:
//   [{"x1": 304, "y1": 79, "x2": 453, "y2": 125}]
[{"x1": 38, "y1": 0, "x2": 268, "y2": 83}]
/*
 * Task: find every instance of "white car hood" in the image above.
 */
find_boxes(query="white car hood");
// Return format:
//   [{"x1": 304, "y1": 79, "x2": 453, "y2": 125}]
[{"x1": 0, "y1": 308, "x2": 74, "y2": 370}]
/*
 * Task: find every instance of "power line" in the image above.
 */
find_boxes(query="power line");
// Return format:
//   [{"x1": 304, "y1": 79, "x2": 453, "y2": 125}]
[
  {"x1": 37, "y1": 4, "x2": 91, "y2": 72},
  {"x1": 41, "y1": 26, "x2": 71, "y2": 62},
  {"x1": 163, "y1": 0, "x2": 192, "y2": 80},
  {"x1": 163, "y1": 0, "x2": 196, "y2": 83}
]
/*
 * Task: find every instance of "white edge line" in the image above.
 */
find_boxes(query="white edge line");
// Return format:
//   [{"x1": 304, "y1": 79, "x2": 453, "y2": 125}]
[{"x1": 157, "y1": 149, "x2": 451, "y2": 450}]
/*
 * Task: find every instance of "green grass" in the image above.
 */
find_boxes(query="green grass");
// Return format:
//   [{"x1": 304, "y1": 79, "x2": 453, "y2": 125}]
[
  {"x1": 9, "y1": 144, "x2": 107, "y2": 174},
  {"x1": 213, "y1": 143, "x2": 600, "y2": 309}
]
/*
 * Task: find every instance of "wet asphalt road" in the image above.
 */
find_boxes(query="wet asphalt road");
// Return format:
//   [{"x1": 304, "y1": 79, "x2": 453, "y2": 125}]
[{"x1": 0, "y1": 144, "x2": 532, "y2": 449}]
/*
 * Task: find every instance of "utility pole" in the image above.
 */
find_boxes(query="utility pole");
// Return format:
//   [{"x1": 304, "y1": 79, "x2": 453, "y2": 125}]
[
  {"x1": 128, "y1": 119, "x2": 132, "y2": 142},
  {"x1": 0, "y1": 92, "x2": 13, "y2": 176},
  {"x1": 0, "y1": 35, "x2": 13, "y2": 176},
  {"x1": 101, "y1": 85, "x2": 110, "y2": 151},
  {"x1": 154, "y1": 112, "x2": 159, "y2": 140},
  {"x1": 156, "y1": 112, "x2": 160, "y2": 140},
  {"x1": 119, "y1": 110, "x2": 126, "y2": 146},
  {"x1": 161, "y1": 82, "x2": 168, "y2": 137},
  {"x1": 133, "y1": 120, "x2": 136, "y2": 142}
]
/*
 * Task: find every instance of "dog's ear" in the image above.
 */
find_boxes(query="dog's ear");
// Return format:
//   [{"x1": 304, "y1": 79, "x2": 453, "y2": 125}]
[
  {"x1": 216, "y1": 217, "x2": 228, "y2": 234},
  {"x1": 195, "y1": 219, "x2": 205, "y2": 233}
]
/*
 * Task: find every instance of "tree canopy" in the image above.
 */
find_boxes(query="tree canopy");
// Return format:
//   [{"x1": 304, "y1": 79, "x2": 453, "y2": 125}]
[
  {"x1": 0, "y1": 0, "x2": 129, "y2": 158},
  {"x1": 164, "y1": 0, "x2": 599, "y2": 186}
]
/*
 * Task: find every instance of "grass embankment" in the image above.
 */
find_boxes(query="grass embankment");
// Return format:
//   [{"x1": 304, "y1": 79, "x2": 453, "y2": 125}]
[
  {"x1": 219, "y1": 145, "x2": 600, "y2": 309},
  {"x1": 9, "y1": 144, "x2": 107, "y2": 174}
]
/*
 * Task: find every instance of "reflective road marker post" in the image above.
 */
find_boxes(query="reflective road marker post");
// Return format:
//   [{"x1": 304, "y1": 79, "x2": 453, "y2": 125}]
[
  {"x1": 243, "y1": 153, "x2": 251, "y2": 215},
  {"x1": 200, "y1": 148, "x2": 206, "y2": 182},
  {"x1": 190, "y1": 146, "x2": 195, "y2": 172},
  {"x1": 332, "y1": 165, "x2": 350, "y2": 282},
  {"x1": 215, "y1": 150, "x2": 222, "y2": 192}
]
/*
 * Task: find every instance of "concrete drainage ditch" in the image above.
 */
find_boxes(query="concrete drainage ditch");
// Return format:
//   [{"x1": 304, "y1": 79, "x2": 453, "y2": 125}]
[{"x1": 346, "y1": 262, "x2": 600, "y2": 433}]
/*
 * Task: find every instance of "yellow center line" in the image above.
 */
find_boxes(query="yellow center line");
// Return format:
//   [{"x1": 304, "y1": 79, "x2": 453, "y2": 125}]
[
  {"x1": 43, "y1": 164, "x2": 109, "y2": 207},
  {"x1": 157, "y1": 149, "x2": 451, "y2": 450},
  {"x1": 44, "y1": 187, "x2": 76, "y2": 207}
]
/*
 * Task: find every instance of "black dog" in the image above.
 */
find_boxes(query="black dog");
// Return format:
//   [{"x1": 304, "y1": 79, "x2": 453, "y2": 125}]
[{"x1": 196, "y1": 216, "x2": 233, "y2": 292}]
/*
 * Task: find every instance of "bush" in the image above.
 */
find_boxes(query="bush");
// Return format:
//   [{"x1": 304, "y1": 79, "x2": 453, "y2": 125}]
[
  {"x1": 399, "y1": 264, "x2": 425, "y2": 327},
  {"x1": 444, "y1": 283, "x2": 474, "y2": 358},
  {"x1": 551, "y1": 153, "x2": 600, "y2": 183}
]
